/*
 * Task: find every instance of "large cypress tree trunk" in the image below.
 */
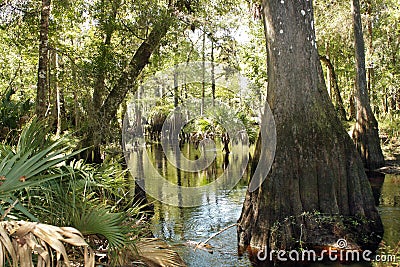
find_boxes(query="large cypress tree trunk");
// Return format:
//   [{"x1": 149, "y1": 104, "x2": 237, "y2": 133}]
[
  {"x1": 351, "y1": 0, "x2": 385, "y2": 170},
  {"x1": 36, "y1": 0, "x2": 51, "y2": 119},
  {"x1": 238, "y1": 0, "x2": 383, "y2": 256}
]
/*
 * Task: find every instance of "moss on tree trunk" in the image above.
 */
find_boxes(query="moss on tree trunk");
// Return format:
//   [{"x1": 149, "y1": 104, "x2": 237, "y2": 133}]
[{"x1": 238, "y1": 0, "x2": 383, "y2": 257}]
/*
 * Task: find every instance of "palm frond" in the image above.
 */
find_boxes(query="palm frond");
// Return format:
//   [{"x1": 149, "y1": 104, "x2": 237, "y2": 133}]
[
  {"x1": 71, "y1": 206, "x2": 127, "y2": 250},
  {"x1": 0, "y1": 119, "x2": 85, "y2": 219},
  {"x1": 136, "y1": 238, "x2": 187, "y2": 267},
  {"x1": 0, "y1": 220, "x2": 95, "y2": 267},
  {"x1": 40, "y1": 175, "x2": 129, "y2": 250},
  {"x1": 16, "y1": 118, "x2": 49, "y2": 155}
]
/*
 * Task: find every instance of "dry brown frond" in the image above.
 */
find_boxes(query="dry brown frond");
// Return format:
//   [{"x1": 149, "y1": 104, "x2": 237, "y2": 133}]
[
  {"x1": 135, "y1": 238, "x2": 187, "y2": 267},
  {"x1": 0, "y1": 221, "x2": 95, "y2": 267}
]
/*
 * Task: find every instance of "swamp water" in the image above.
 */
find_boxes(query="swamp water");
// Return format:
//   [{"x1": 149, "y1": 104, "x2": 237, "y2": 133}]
[{"x1": 127, "y1": 142, "x2": 400, "y2": 266}]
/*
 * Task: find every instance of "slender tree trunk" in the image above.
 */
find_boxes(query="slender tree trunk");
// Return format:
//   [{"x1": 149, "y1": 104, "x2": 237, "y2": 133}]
[
  {"x1": 350, "y1": 91, "x2": 356, "y2": 119},
  {"x1": 211, "y1": 40, "x2": 215, "y2": 107},
  {"x1": 389, "y1": 87, "x2": 397, "y2": 111},
  {"x1": 320, "y1": 55, "x2": 347, "y2": 120},
  {"x1": 238, "y1": 0, "x2": 383, "y2": 257},
  {"x1": 36, "y1": 0, "x2": 51, "y2": 119},
  {"x1": 351, "y1": 0, "x2": 384, "y2": 170},
  {"x1": 389, "y1": 34, "x2": 399, "y2": 113},
  {"x1": 366, "y1": 0, "x2": 374, "y2": 95},
  {"x1": 201, "y1": 27, "x2": 206, "y2": 115},
  {"x1": 324, "y1": 43, "x2": 332, "y2": 98},
  {"x1": 50, "y1": 50, "x2": 61, "y2": 136},
  {"x1": 174, "y1": 68, "x2": 179, "y2": 108},
  {"x1": 383, "y1": 88, "x2": 388, "y2": 113}
]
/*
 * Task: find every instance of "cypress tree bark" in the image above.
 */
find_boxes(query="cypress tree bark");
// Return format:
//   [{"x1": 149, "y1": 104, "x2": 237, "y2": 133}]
[
  {"x1": 238, "y1": 0, "x2": 383, "y2": 256},
  {"x1": 351, "y1": 0, "x2": 384, "y2": 170}
]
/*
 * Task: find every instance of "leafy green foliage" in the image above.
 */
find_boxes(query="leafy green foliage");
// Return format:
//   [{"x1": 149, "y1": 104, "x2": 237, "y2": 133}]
[
  {"x1": 237, "y1": 111, "x2": 258, "y2": 145},
  {"x1": 48, "y1": 177, "x2": 128, "y2": 250},
  {"x1": 0, "y1": 119, "x2": 147, "y2": 264},
  {"x1": 32, "y1": 158, "x2": 148, "y2": 255},
  {"x1": 0, "y1": 88, "x2": 32, "y2": 138},
  {"x1": 379, "y1": 113, "x2": 400, "y2": 139},
  {"x1": 0, "y1": 119, "x2": 82, "y2": 219},
  {"x1": 196, "y1": 117, "x2": 214, "y2": 133},
  {"x1": 314, "y1": 0, "x2": 400, "y2": 117}
]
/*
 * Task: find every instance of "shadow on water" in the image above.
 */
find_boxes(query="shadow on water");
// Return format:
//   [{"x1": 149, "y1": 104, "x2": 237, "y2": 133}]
[{"x1": 132, "y1": 142, "x2": 400, "y2": 267}]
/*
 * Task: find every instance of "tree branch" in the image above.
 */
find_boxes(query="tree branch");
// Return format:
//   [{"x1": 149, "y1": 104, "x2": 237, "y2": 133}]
[{"x1": 99, "y1": 12, "x2": 174, "y2": 124}]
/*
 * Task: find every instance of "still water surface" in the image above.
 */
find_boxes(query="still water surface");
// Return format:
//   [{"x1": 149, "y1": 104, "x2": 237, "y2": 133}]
[{"x1": 136, "y1": 143, "x2": 400, "y2": 266}]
